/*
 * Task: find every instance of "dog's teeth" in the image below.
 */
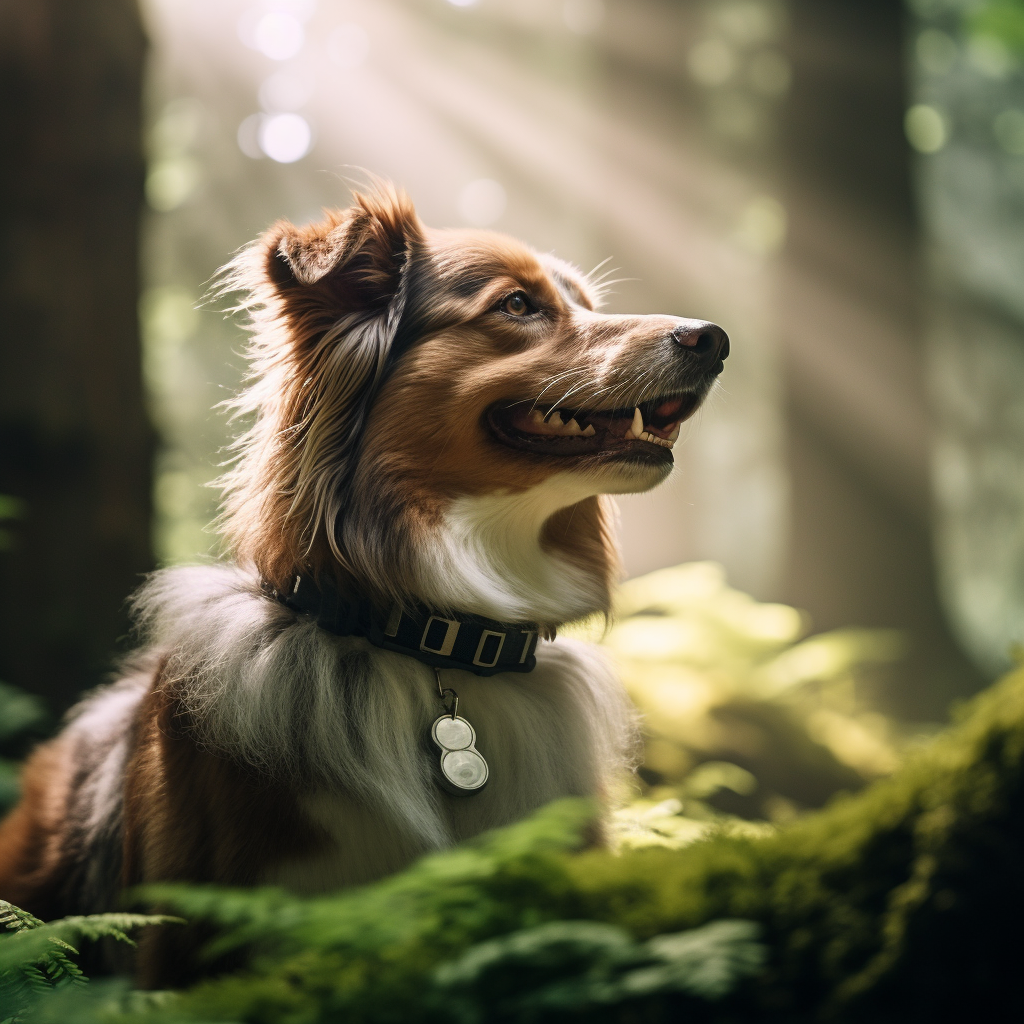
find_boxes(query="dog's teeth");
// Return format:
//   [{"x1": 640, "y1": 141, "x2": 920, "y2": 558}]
[
  {"x1": 548, "y1": 411, "x2": 564, "y2": 427},
  {"x1": 668, "y1": 423, "x2": 681, "y2": 442},
  {"x1": 640, "y1": 431, "x2": 654, "y2": 442},
  {"x1": 530, "y1": 409, "x2": 546, "y2": 426},
  {"x1": 624, "y1": 429, "x2": 636, "y2": 440},
  {"x1": 631, "y1": 408, "x2": 643, "y2": 436},
  {"x1": 564, "y1": 418, "x2": 582, "y2": 435},
  {"x1": 582, "y1": 424, "x2": 596, "y2": 437}
]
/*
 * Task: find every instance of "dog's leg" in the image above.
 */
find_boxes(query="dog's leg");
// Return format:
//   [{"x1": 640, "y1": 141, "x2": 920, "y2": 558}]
[
  {"x1": 123, "y1": 684, "x2": 322, "y2": 987},
  {"x1": 0, "y1": 740, "x2": 75, "y2": 919}
]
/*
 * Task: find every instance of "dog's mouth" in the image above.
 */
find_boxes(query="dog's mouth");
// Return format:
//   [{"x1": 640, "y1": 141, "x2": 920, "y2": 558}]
[{"x1": 486, "y1": 393, "x2": 703, "y2": 460}]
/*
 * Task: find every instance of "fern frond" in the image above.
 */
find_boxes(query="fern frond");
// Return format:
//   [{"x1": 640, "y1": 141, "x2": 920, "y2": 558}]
[
  {"x1": 0, "y1": 905, "x2": 179, "y2": 1003},
  {"x1": 0, "y1": 903, "x2": 43, "y2": 934}
]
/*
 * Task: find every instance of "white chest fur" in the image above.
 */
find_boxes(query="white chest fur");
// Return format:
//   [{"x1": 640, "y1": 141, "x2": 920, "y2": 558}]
[
  {"x1": 266, "y1": 639, "x2": 634, "y2": 892},
  {"x1": 413, "y1": 473, "x2": 609, "y2": 624}
]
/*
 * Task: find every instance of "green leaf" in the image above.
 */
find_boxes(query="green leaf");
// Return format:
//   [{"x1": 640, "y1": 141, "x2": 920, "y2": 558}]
[{"x1": 0, "y1": 684, "x2": 46, "y2": 745}]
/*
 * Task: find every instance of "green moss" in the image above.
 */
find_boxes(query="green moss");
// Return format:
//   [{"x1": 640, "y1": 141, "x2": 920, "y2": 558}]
[{"x1": 570, "y1": 666, "x2": 1024, "y2": 1018}]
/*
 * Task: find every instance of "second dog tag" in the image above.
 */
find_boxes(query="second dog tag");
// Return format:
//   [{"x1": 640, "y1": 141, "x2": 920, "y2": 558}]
[{"x1": 431, "y1": 713, "x2": 489, "y2": 794}]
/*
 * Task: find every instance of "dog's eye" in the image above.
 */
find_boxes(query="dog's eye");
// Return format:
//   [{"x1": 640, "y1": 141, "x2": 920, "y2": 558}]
[{"x1": 501, "y1": 292, "x2": 532, "y2": 317}]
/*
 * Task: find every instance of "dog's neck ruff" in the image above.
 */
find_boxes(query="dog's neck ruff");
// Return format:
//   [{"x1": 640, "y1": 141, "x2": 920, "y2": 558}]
[{"x1": 273, "y1": 574, "x2": 540, "y2": 676}]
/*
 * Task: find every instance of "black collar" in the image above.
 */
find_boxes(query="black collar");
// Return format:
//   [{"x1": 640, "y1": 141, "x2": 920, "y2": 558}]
[{"x1": 269, "y1": 574, "x2": 539, "y2": 676}]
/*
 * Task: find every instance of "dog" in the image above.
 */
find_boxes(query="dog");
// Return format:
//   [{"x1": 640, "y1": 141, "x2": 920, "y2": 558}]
[{"x1": 0, "y1": 183, "x2": 727, "y2": 982}]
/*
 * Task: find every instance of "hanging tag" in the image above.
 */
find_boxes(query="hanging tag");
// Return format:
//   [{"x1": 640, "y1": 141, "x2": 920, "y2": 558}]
[{"x1": 431, "y1": 713, "x2": 489, "y2": 794}]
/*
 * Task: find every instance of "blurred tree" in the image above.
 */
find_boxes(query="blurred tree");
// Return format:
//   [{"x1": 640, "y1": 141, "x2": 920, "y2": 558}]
[
  {"x1": 0, "y1": 1, "x2": 152, "y2": 714},
  {"x1": 777, "y1": 0, "x2": 985, "y2": 719}
]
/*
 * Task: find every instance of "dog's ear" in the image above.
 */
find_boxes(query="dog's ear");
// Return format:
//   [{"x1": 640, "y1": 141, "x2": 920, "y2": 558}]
[
  {"x1": 219, "y1": 184, "x2": 425, "y2": 588},
  {"x1": 266, "y1": 184, "x2": 423, "y2": 314}
]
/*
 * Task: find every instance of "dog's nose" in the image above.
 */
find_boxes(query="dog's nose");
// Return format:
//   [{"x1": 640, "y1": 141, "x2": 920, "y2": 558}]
[{"x1": 671, "y1": 321, "x2": 729, "y2": 369}]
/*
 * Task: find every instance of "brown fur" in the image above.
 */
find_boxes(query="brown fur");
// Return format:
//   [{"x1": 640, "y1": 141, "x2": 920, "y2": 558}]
[
  {"x1": 122, "y1": 681, "x2": 323, "y2": 987},
  {"x1": 0, "y1": 742, "x2": 75, "y2": 919}
]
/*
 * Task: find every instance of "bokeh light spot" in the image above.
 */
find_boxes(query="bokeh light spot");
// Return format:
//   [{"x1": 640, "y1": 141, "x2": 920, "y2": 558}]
[
  {"x1": 327, "y1": 23, "x2": 370, "y2": 69},
  {"x1": 254, "y1": 12, "x2": 305, "y2": 60},
  {"x1": 458, "y1": 179, "x2": 506, "y2": 226},
  {"x1": 446, "y1": 0, "x2": 479, "y2": 7},
  {"x1": 736, "y1": 195, "x2": 787, "y2": 255},
  {"x1": 905, "y1": 104, "x2": 947, "y2": 153},
  {"x1": 562, "y1": 0, "x2": 604, "y2": 35},
  {"x1": 967, "y1": 34, "x2": 1012, "y2": 78},
  {"x1": 146, "y1": 158, "x2": 201, "y2": 212},
  {"x1": 915, "y1": 29, "x2": 957, "y2": 77},
  {"x1": 237, "y1": 114, "x2": 264, "y2": 159},
  {"x1": 259, "y1": 113, "x2": 313, "y2": 162},
  {"x1": 711, "y1": 0, "x2": 782, "y2": 46},
  {"x1": 688, "y1": 38, "x2": 736, "y2": 87},
  {"x1": 149, "y1": 98, "x2": 206, "y2": 159}
]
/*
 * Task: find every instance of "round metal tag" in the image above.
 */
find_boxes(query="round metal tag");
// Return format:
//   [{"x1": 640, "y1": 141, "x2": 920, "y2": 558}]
[
  {"x1": 431, "y1": 714, "x2": 488, "y2": 794},
  {"x1": 441, "y1": 748, "x2": 489, "y2": 790},
  {"x1": 433, "y1": 715, "x2": 474, "y2": 751}
]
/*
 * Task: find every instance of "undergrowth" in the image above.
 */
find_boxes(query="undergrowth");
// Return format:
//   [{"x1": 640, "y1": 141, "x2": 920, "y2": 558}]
[
  {"x1": 2, "y1": 563, "x2": 1022, "y2": 1020},
  {"x1": 0, "y1": 903, "x2": 177, "y2": 1024},
  {"x1": 4, "y1": 664, "x2": 1024, "y2": 1021}
]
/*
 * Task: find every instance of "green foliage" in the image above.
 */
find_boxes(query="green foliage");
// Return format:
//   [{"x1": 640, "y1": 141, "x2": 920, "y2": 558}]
[
  {"x1": 125, "y1": 804, "x2": 766, "y2": 1024},
  {"x1": 2, "y1": 563, "x2": 1022, "y2": 1020},
  {"x1": 568, "y1": 563, "x2": 915, "y2": 833},
  {"x1": 90, "y1": 664, "x2": 1024, "y2": 1022},
  {"x1": 0, "y1": 684, "x2": 47, "y2": 814},
  {"x1": 966, "y1": 0, "x2": 1024, "y2": 55},
  {"x1": 0, "y1": 901, "x2": 178, "y2": 1023},
  {"x1": 0, "y1": 495, "x2": 24, "y2": 553},
  {"x1": 1, "y1": 664, "x2": 1023, "y2": 1017},
  {"x1": 433, "y1": 919, "x2": 764, "y2": 1022}
]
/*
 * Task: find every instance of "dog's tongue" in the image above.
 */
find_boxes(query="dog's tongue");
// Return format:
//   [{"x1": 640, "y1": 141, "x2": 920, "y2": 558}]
[
  {"x1": 652, "y1": 396, "x2": 686, "y2": 421},
  {"x1": 644, "y1": 396, "x2": 688, "y2": 439}
]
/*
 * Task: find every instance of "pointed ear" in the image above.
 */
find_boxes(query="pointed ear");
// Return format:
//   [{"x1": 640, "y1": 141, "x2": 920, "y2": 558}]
[{"x1": 267, "y1": 184, "x2": 424, "y2": 312}]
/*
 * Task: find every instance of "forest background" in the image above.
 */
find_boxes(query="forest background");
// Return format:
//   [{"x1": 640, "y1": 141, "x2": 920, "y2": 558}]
[{"x1": 2, "y1": 0, "x2": 1024, "y2": 1020}]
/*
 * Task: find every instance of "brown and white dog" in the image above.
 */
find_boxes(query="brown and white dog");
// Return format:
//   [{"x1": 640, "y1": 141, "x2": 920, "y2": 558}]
[{"x1": 0, "y1": 184, "x2": 727, "y2": 979}]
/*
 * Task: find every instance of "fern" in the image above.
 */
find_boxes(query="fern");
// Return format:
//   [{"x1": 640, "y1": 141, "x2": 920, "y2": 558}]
[
  {"x1": 0, "y1": 900, "x2": 180, "y2": 1023},
  {"x1": 432, "y1": 918, "x2": 764, "y2": 1021},
  {"x1": 137, "y1": 798, "x2": 599, "y2": 962}
]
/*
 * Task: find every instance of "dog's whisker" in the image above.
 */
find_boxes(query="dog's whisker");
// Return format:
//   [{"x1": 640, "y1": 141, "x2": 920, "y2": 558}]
[{"x1": 532, "y1": 367, "x2": 593, "y2": 406}]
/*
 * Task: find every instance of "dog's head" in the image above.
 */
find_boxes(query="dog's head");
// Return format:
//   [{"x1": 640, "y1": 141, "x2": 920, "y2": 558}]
[{"x1": 222, "y1": 184, "x2": 728, "y2": 626}]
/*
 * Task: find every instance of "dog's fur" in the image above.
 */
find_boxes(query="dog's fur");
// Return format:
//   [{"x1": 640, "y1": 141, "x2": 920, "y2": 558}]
[{"x1": 0, "y1": 184, "x2": 726, "y2": 983}]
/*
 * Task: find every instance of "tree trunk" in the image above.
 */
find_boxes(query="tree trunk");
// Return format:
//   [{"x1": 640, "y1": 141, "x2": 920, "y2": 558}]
[{"x1": 0, "y1": 0, "x2": 152, "y2": 715}]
